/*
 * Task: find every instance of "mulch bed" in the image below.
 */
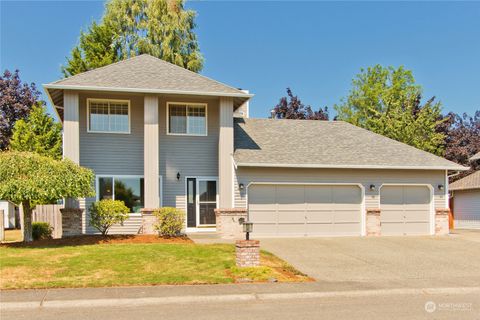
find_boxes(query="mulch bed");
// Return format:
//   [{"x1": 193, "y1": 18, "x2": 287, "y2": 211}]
[{"x1": 2, "y1": 234, "x2": 193, "y2": 248}]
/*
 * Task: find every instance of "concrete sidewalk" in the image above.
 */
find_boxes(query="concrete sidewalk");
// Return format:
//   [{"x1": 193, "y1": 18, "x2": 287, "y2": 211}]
[{"x1": 2, "y1": 282, "x2": 480, "y2": 309}]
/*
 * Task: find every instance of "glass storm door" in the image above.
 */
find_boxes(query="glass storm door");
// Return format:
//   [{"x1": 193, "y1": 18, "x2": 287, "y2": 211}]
[{"x1": 198, "y1": 180, "x2": 217, "y2": 226}]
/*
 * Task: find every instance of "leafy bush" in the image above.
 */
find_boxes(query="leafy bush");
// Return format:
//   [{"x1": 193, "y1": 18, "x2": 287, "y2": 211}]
[
  {"x1": 89, "y1": 199, "x2": 129, "y2": 235},
  {"x1": 32, "y1": 222, "x2": 53, "y2": 241},
  {"x1": 154, "y1": 207, "x2": 185, "y2": 237}
]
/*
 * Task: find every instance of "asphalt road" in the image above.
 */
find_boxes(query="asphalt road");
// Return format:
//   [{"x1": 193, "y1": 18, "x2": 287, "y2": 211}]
[{"x1": 3, "y1": 291, "x2": 479, "y2": 320}]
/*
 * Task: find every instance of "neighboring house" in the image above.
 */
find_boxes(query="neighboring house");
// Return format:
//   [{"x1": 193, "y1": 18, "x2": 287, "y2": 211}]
[
  {"x1": 44, "y1": 54, "x2": 466, "y2": 238},
  {"x1": 450, "y1": 152, "x2": 480, "y2": 229},
  {"x1": 0, "y1": 201, "x2": 16, "y2": 229}
]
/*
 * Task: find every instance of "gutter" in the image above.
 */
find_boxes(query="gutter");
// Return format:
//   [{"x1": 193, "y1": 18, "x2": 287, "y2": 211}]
[
  {"x1": 235, "y1": 162, "x2": 469, "y2": 171},
  {"x1": 43, "y1": 84, "x2": 254, "y2": 99}
]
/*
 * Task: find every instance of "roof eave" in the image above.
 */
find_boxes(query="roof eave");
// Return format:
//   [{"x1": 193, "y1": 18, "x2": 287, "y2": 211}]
[
  {"x1": 235, "y1": 162, "x2": 469, "y2": 171},
  {"x1": 43, "y1": 84, "x2": 254, "y2": 99}
]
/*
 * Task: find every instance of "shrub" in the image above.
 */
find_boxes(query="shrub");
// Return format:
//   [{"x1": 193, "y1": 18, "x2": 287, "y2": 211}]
[
  {"x1": 32, "y1": 222, "x2": 53, "y2": 241},
  {"x1": 89, "y1": 199, "x2": 129, "y2": 235},
  {"x1": 154, "y1": 207, "x2": 185, "y2": 237}
]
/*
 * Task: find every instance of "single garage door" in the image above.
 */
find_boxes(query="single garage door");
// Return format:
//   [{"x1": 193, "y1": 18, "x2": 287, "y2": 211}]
[
  {"x1": 380, "y1": 185, "x2": 431, "y2": 235},
  {"x1": 248, "y1": 184, "x2": 362, "y2": 237},
  {"x1": 453, "y1": 190, "x2": 480, "y2": 229}
]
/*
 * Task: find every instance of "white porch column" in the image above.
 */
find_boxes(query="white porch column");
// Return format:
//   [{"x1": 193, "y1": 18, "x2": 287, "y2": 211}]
[
  {"x1": 218, "y1": 97, "x2": 234, "y2": 208},
  {"x1": 144, "y1": 95, "x2": 160, "y2": 208},
  {"x1": 63, "y1": 91, "x2": 80, "y2": 164},
  {"x1": 63, "y1": 91, "x2": 80, "y2": 209}
]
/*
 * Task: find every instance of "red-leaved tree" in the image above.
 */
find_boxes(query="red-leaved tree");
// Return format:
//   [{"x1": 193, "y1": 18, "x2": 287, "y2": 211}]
[
  {"x1": 272, "y1": 88, "x2": 329, "y2": 120},
  {"x1": 0, "y1": 70, "x2": 41, "y2": 150},
  {"x1": 437, "y1": 110, "x2": 480, "y2": 181}
]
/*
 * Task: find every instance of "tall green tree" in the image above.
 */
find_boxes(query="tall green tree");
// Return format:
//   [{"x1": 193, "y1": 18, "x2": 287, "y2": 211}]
[
  {"x1": 62, "y1": 22, "x2": 118, "y2": 77},
  {"x1": 10, "y1": 104, "x2": 63, "y2": 160},
  {"x1": 62, "y1": 0, "x2": 203, "y2": 77},
  {"x1": 0, "y1": 152, "x2": 95, "y2": 242},
  {"x1": 334, "y1": 65, "x2": 445, "y2": 155}
]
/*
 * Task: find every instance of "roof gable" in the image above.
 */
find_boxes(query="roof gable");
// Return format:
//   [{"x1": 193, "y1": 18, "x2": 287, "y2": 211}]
[
  {"x1": 44, "y1": 54, "x2": 252, "y2": 115},
  {"x1": 234, "y1": 118, "x2": 467, "y2": 170}
]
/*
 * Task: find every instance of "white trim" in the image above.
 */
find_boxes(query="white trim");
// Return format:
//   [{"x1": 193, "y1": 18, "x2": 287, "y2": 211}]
[
  {"x1": 445, "y1": 170, "x2": 449, "y2": 209},
  {"x1": 245, "y1": 182, "x2": 366, "y2": 237},
  {"x1": 378, "y1": 183, "x2": 435, "y2": 235},
  {"x1": 43, "y1": 84, "x2": 254, "y2": 99},
  {"x1": 184, "y1": 176, "x2": 219, "y2": 230},
  {"x1": 166, "y1": 102, "x2": 208, "y2": 136},
  {"x1": 95, "y1": 174, "x2": 163, "y2": 213},
  {"x1": 236, "y1": 162, "x2": 468, "y2": 171},
  {"x1": 43, "y1": 87, "x2": 63, "y2": 122},
  {"x1": 87, "y1": 98, "x2": 131, "y2": 134}
]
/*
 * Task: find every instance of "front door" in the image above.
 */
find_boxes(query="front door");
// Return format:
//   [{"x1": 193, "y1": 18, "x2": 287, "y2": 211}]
[{"x1": 187, "y1": 178, "x2": 218, "y2": 228}]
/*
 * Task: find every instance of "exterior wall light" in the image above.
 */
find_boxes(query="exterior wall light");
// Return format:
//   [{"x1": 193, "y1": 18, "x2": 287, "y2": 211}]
[
  {"x1": 242, "y1": 221, "x2": 253, "y2": 240},
  {"x1": 369, "y1": 184, "x2": 376, "y2": 191},
  {"x1": 239, "y1": 183, "x2": 245, "y2": 191},
  {"x1": 438, "y1": 184, "x2": 444, "y2": 191},
  {"x1": 176, "y1": 172, "x2": 181, "y2": 181}
]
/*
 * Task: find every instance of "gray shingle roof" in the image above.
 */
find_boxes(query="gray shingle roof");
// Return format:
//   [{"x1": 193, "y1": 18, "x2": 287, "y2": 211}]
[
  {"x1": 450, "y1": 171, "x2": 480, "y2": 190},
  {"x1": 234, "y1": 118, "x2": 467, "y2": 170},
  {"x1": 470, "y1": 152, "x2": 480, "y2": 161},
  {"x1": 47, "y1": 54, "x2": 249, "y2": 96}
]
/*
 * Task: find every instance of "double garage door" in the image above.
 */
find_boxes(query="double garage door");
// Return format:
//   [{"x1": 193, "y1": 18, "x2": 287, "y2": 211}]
[
  {"x1": 248, "y1": 184, "x2": 362, "y2": 237},
  {"x1": 248, "y1": 184, "x2": 432, "y2": 237}
]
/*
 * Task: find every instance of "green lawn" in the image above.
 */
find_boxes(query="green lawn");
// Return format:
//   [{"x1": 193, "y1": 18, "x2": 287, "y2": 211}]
[{"x1": 0, "y1": 242, "x2": 309, "y2": 289}]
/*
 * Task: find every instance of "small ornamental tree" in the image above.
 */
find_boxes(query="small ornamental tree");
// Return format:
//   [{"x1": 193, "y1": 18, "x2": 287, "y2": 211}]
[
  {"x1": 0, "y1": 151, "x2": 95, "y2": 242},
  {"x1": 89, "y1": 199, "x2": 129, "y2": 235},
  {"x1": 10, "y1": 104, "x2": 63, "y2": 160}
]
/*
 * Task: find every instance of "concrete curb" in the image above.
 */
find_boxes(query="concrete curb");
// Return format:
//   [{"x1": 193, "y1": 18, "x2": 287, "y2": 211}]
[{"x1": 2, "y1": 287, "x2": 479, "y2": 311}]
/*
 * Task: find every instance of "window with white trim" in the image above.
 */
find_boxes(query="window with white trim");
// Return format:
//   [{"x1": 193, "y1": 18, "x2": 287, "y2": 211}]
[
  {"x1": 98, "y1": 176, "x2": 144, "y2": 213},
  {"x1": 168, "y1": 103, "x2": 207, "y2": 135},
  {"x1": 88, "y1": 99, "x2": 130, "y2": 133}
]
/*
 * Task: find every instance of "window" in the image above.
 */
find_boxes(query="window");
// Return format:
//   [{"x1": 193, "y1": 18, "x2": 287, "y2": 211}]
[
  {"x1": 88, "y1": 99, "x2": 130, "y2": 133},
  {"x1": 168, "y1": 103, "x2": 207, "y2": 135},
  {"x1": 97, "y1": 176, "x2": 145, "y2": 213}
]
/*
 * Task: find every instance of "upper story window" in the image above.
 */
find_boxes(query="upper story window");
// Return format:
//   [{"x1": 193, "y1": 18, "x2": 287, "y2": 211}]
[
  {"x1": 167, "y1": 102, "x2": 207, "y2": 136},
  {"x1": 88, "y1": 99, "x2": 130, "y2": 133}
]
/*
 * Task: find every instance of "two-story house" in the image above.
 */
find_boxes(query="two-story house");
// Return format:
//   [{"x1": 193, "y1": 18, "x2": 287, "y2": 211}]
[{"x1": 44, "y1": 54, "x2": 466, "y2": 238}]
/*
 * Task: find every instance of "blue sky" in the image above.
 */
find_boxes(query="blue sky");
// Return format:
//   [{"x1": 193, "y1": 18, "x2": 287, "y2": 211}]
[{"x1": 1, "y1": 1, "x2": 479, "y2": 120}]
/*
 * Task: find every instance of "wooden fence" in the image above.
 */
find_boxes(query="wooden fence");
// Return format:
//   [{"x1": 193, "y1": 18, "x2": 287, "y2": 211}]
[{"x1": 32, "y1": 204, "x2": 64, "y2": 238}]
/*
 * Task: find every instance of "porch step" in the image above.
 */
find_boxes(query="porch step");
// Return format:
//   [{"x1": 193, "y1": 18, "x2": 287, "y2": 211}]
[{"x1": 107, "y1": 215, "x2": 142, "y2": 235}]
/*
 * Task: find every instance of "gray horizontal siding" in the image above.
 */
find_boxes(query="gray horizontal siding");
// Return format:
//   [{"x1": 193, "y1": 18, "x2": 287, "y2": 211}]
[
  {"x1": 158, "y1": 96, "x2": 219, "y2": 211},
  {"x1": 235, "y1": 167, "x2": 447, "y2": 210},
  {"x1": 79, "y1": 92, "x2": 144, "y2": 175}
]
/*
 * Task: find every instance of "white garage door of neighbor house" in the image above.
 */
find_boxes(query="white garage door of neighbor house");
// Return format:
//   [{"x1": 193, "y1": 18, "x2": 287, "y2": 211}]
[
  {"x1": 454, "y1": 190, "x2": 480, "y2": 229},
  {"x1": 248, "y1": 184, "x2": 362, "y2": 237},
  {"x1": 380, "y1": 185, "x2": 431, "y2": 236}
]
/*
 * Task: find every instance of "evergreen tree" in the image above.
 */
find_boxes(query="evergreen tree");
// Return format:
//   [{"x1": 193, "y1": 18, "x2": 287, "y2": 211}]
[
  {"x1": 10, "y1": 104, "x2": 63, "y2": 160},
  {"x1": 62, "y1": 0, "x2": 203, "y2": 77}
]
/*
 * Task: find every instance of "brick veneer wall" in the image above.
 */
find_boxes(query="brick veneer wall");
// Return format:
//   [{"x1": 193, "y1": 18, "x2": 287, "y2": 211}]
[
  {"x1": 435, "y1": 208, "x2": 450, "y2": 235},
  {"x1": 140, "y1": 208, "x2": 157, "y2": 234},
  {"x1": 214, "y1": 208, "x2": 248, "y2": 239},
  {"x1": 366, "y1": 208, "x2": 381, "y2": 236},
  {"x1": 235, "y1": 240, "x2": 260, "y2": 267},
  {"x1": 60, "y1": 208, "x2": 83, "y2": 237}
]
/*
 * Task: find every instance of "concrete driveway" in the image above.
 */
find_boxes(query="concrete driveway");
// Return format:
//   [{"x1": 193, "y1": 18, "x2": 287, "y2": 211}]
[{"x1": 261, "y1": 230, "x2": 480, "y2": 288}]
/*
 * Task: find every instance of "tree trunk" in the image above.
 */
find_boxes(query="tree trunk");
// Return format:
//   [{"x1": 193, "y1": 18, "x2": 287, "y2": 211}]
[{"x1": 21, "y1": 201, "x2": 33, "y2": 242}]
